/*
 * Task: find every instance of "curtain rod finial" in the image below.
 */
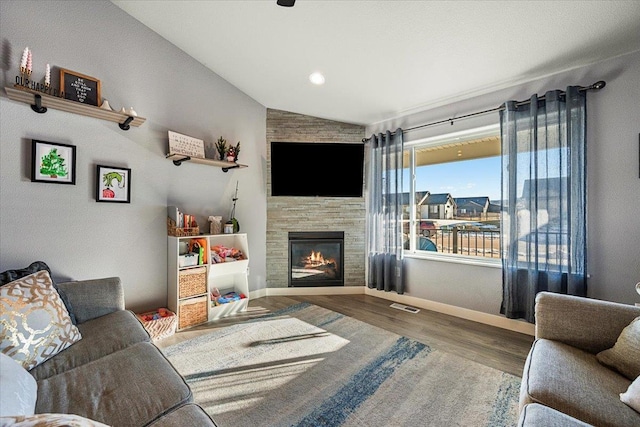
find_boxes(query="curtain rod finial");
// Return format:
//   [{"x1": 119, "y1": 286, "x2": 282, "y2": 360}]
[{"x1": 592, "y1": 81, "x2": 606, "y2": 90}]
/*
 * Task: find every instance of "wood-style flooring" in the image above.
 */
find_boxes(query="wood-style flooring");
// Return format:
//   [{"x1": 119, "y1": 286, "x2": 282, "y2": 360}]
[{"x1": 157, "y1": 294, "x2": 534, "y2": 377}]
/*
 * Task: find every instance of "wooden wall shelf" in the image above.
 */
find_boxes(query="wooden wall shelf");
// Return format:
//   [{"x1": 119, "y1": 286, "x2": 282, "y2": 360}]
[
  {"x1": 5, "y1": 86, "x2": 146, "y2": 130},
  {"x1": 166, "y1": 153, "x2": 247, "y2": 172}
]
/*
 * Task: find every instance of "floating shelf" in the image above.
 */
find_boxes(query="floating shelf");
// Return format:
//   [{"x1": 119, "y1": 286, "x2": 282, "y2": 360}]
[
  {"x1": 166, "y1": 153, "x2": 247, "y2": 172},
  {"x1": 4, "y1": 86, "x2": 146, "y2": 130}
]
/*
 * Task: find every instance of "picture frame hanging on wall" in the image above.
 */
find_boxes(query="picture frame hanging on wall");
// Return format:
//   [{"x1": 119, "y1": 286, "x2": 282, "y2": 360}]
[
  {"x1": 60, "y1": 68, "x2": 102, "y2": 106},
  {"x1": 31, "y1": 139, "x2": 76, "y2": 185},
  {"x1": 96, "y1": 165, "x2": 131, "y2": 203}
]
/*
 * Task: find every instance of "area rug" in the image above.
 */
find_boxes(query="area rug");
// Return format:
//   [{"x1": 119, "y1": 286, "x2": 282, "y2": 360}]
[{"x1": 162, "y1": 303, "x2": 520, "y2": 427}]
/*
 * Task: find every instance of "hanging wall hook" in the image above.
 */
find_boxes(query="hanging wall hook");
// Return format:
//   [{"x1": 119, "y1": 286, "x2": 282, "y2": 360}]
[
  {"x1": 30, "y1": 94, "x2": 47, "y2": 113},
  {"x1": 119, "y1": 116, "x2": 134, "y2": 131},
  {"x1": 172, "y1": 156, "x2": 191, "y2": 166},
  {"x1": 222, "y1": 164, "x2": 240, "y2": 173}
]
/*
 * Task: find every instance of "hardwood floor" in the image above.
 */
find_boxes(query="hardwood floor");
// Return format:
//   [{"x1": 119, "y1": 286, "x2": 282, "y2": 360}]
[{"x1": 157, "y1": 294, "x2": 534, "y2": 377}]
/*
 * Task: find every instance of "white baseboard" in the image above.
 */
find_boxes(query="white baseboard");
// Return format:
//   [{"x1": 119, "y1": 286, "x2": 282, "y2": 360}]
[
  {"x1": 250, "y1": 286, "x2": 535, "y2": 336},
  {"x1": 364, "y1": 288, "x2": 535, "y2": 336}
]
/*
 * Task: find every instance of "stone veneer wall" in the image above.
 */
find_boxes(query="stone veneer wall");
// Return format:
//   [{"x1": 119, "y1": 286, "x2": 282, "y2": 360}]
[{"x1": 266, "y1": 109, "x2": 366, "y2": 288}]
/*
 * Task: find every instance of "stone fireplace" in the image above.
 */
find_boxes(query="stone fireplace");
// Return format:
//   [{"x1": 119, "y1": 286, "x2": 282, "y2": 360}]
[
  {"x1": 288, "y1": 231, "x2": 344, "y2": 287},
  {"x1": 266, "y1": 108, "x2": 366, "y2": 289}
]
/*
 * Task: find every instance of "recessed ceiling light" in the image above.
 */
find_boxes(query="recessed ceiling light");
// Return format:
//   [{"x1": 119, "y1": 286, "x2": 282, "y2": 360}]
[{"x1": 309, "y1": 72, "x2": 325, "y2": 85}]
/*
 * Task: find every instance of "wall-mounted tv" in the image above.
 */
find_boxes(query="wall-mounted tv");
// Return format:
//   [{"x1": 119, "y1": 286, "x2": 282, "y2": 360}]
[{"x1": 270, "y1": 141, "x2": 365, "y2": 197}]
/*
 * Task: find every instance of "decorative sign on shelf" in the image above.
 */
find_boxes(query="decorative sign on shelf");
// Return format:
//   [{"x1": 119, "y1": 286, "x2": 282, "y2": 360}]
[
  {"x1": 60, "y1": 68, "x2": 101, "y2": 106},
  {"x1": 168, "y1": 131, "x2": 205, "y2": 159}
]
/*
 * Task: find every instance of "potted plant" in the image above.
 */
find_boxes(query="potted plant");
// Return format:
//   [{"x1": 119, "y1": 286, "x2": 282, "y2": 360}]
[
  {"x1": 215, "y1": 136, "x2": 227, "y2": 161},
  {"x1": 233, "y1": 141, "x2": 240, "y2": 162}
]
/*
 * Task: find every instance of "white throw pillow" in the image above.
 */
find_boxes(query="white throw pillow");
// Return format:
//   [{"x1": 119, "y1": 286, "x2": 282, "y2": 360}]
[
  {"x1": 596, "y1": 316, "x2": 640, "y2": 380},
  {"x1": 620, "y1": 376, "x2": 640, "y2": 413},
  {"x1": 0, "y1": 353, "x2": 37, "y2": 416},
  {"x1": 0, "y1": 270, "x2": 82, "y2": 370},
  {"x1": 0, "y1": 413, "x2": 110, "y2": 426}
]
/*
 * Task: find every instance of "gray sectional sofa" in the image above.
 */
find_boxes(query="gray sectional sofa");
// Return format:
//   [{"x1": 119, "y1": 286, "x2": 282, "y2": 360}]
[
  {"x1": 518, "y1": 292, "x2": 640, "y2": 426},
  {"x1": 30, "y1": 276, "x2": 216, "y2": 426}
]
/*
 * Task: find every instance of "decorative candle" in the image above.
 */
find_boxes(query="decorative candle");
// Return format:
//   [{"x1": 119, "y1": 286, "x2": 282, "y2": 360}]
[
  {"x1": 20, "y1": 47, "x2": 29, "y2": 70},
  {"x1": 26, "y1": 50, "x2": 32, "y2": 73},
  {"x1": 45, "y1": 64, "x2": 50, "y2": 86}
]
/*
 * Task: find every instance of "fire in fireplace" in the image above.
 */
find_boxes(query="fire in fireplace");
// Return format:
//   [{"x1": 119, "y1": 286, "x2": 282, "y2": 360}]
[{"x1": 288, "y1": 231, "x2": 344, "y2": 287}]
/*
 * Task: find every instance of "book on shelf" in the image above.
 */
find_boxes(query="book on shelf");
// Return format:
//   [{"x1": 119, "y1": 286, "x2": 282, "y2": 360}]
[{"x1": 167, "y1": 206, "x2": 197, "y2": 228}]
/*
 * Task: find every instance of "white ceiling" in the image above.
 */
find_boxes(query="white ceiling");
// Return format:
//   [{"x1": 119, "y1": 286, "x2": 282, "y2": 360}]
[{"x1": 112, "y1": 0, "x2": 640, "y2": 126}]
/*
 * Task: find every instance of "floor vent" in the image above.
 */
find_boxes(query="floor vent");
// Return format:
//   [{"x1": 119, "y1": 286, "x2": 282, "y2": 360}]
[{"x1": 390, "y1": 303, "x2": 420, "y2": 314}]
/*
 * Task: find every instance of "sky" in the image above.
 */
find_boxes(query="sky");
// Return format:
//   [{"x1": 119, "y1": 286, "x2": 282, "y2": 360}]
[{"x1": 405, "y1": 156, "x2": 502, "y2": 202}]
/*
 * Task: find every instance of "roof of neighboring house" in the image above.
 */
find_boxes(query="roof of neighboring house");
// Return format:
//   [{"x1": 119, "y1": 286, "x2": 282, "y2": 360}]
[
  {"x1": 399, "y1": 191, "x2": 429, "y2": 206},
  {"x1": 521, "y1": 177, "x2": 568, "y2": 199},
  {"x1": 454, "y1": 197, "x2": 490, "y2": 207},
  {"x1": 487, "y1": 203, "x2": 502, "y2": 213},
  {"x1": 424, "y1": 193, "x2": 456, "y2": 206}
]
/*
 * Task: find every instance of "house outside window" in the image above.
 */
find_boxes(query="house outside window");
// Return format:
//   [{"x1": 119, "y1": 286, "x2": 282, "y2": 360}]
[{"x1": 402, "y1": 125, "x2": 501, "y2": 263}]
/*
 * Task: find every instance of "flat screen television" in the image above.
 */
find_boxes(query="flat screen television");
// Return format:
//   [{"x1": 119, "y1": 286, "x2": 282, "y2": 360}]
[{"x1": 270, "y1": 141, "x2": 365, "y2": 197}]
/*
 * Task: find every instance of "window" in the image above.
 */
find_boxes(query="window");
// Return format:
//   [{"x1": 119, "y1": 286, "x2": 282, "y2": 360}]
[{"x1": 402, "y1": 125, "x2": 501, "y2": 262}]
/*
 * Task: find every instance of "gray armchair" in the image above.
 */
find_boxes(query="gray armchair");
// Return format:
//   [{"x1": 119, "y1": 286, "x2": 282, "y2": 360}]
[{"x1": 518, "y1": 292, "x2": 640, "y2": 426}]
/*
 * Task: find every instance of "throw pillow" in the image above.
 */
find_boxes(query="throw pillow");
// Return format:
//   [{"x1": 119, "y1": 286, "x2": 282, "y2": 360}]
[
  {"x1": 0, "y1": 413, "x2": 109, "y2": 426},
  {"x1": 620, "y1": 376, "x2": 640, "y2": 413},
  {"x1": 0, "y1": 353, "x2": 37, "y2": 417},
  {"x1": 596, "y1": 316, "x2": 640, "y2": 380},
  {"x1": 0, "y1": 270, "x2": 82, "y2": 370},
  {"x1": 0, "y1": 261, "x2": 76, "y2": 325}
]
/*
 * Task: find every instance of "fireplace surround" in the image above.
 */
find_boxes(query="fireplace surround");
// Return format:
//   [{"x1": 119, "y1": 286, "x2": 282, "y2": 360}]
[{"x1": 288, "y1": 231, "x2": 344, "y2": 287}]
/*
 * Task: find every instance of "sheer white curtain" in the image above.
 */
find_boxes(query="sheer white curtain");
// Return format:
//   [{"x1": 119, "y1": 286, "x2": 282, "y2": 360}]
[
  {"x1": 500, "y1": 87, "x2": 587, "y2": 323},
  {"x1": 366, "y1": 129, "x2": 405, "y2": 294}
]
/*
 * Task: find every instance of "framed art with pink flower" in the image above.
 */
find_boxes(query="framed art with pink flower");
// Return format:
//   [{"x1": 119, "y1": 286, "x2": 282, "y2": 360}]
[{"x1": 96, "y1": 165, "x2": 131, "y2": 203}]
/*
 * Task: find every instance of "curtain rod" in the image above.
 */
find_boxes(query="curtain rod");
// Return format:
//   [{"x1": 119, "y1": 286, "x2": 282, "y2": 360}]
[{"x1": 362, "y1": 80, "x2": 606, "y2": 142}]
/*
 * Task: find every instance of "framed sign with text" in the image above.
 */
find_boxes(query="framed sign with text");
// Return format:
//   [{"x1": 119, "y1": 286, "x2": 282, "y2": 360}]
[
  {"x1": 168, "y1": 130, "x2": 205, "y2": 159},
  {"x1": 60, "y1": 68, "x2": 101, "y2": 106}
]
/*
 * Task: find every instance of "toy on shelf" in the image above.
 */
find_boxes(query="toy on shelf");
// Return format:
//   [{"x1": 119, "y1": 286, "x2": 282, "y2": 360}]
[
  {"x1": 210, "y1": 287, "x2": 246, "y2": 306},
  {"x1": 210, "y1": 244, "x2": 246, "y2": 264}
]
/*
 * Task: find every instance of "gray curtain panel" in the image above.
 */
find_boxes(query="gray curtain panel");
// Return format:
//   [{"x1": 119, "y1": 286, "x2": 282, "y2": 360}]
[
  {"x1": 367, "y1": 129, "x2": 405, "y2": 294},
  {"x1": 500, "y1": 87, "x2": 587, "y2": 323}
]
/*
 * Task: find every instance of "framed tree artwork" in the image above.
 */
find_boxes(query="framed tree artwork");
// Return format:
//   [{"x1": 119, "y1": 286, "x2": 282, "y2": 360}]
[
  {"x1": 31, "y1": 140, "x2": 76, "y2": 185},
  {"x1": 96, "y1": 165, "x2": 131, "y2": 203}
]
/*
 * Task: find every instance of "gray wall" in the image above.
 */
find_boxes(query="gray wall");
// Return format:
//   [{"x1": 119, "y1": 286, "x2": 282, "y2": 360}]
[
  {"x1": 368, "y1": 50, "x2": 640, "y2": 312},
  {"x1": 0, "y1": 1, "x2": 267, "y2": 312},
  {"x1": 266, "y1": 109, "x2": 366, "y2": 288}
]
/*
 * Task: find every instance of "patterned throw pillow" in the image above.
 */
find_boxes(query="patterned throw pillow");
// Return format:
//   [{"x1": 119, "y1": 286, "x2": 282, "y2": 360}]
[
  {"x1": 0, "y1": 413, "x2": 109, "y2": 426},
  {"x1": 0, "y1": 261, "x2": 77, "y2": 325},
  {"x1": 0, "y1": 270, "x2": 82, "y2": 370}
]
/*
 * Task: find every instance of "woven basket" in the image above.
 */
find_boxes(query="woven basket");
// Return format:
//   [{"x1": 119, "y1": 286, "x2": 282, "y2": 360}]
[
  {"x1": 179, "y1": 267, "x2": 207, "y2": 298},
  {"x1": 179, "y1": 297, "x2": 208, "y2": 329},
  {"x1": 167, "y1": 217, "x2": 200, "y2": 237},
  {"x1": 137, "y1": 310, "x2": 177, "y2": 341}
]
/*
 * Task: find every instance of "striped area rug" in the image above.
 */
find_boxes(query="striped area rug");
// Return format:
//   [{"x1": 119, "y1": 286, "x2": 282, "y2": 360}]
[{"x1": 162, "y1": 303, "x2": 520, "y2": 427}]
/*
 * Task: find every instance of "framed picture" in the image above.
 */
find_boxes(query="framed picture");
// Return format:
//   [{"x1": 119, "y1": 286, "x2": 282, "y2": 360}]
[
  {"x1": 167, "y1": 130, "x2": 205, "y2": 159},
  {"x1": 31, "y1": 140, "x2": 76, "y2": 185},
  {"x1": 96, "y1": 165, "x2": 131, "y2": 203},
  {"x1": 60, "y1": 68, "x2": 101, "y2": 106}
]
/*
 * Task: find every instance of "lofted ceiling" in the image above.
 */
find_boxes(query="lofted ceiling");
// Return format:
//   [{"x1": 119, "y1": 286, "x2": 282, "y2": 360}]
[{"x1": 112, "y1": 1, "x2": 640, "y2": 126}]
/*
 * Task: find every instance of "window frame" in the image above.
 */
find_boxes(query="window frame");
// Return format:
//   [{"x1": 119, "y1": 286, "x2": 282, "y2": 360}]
[{"x1": 403, "y1": 124, "x2": 502, "y2": 267}]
